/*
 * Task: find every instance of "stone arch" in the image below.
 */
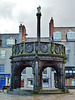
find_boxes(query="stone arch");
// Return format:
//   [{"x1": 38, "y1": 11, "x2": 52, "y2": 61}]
[
  {"x1": 36, "y1": 60, "x2": 65, "y2": 90},
  {"x1": 42, "y1": 64, "x2": 61, "y2": 89},
  {"x1": 10, "y1": 58, "x2": 65, "y2": 92},
  {"x1": 41, "y1": 61, "x2": 61, "y2": 73},
  {"x1": 10, "y1": 61, "x2": 34, "y2": 89}
]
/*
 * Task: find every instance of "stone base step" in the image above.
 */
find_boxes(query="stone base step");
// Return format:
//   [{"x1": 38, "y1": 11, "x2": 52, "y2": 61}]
[
  {"x1": 8, "y1": 88, "x2": 68, "y2": 95},
  {"x1": 40, "y1": 89, "x2": 63, "y2": 94}
]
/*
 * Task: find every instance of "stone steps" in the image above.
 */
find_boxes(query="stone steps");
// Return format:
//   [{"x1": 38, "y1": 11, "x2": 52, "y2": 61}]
[
  {"x1": 40, "y1": 89, "x2": 63, "y2": 94},
  {"x1": 8, "y1": 88, "x2": 65, "y2": 95},
  {"x1": 8, "y1": 89, "x2": 33, "y2": 95}
]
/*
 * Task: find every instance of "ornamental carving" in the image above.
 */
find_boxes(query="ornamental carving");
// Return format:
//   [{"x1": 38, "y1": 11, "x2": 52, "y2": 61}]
[
  {"x1": 25, "y1": 43, "x2": 34, "y2": 53},
  {"x1": 55, "y1": 45, "x2": 61, "y2": 54},
  {"x1": 20, "y1": 43, "x2": 24, "y2": 54},
  {"x1": 40, "y1": 44, "x2": 48, "y2": 53},
  {"x1": 35, "y1": 42, "x2": 39, "y2": 53},
  {"x1": 15, "y1": 45, "x2": 20, "y2": 55}
]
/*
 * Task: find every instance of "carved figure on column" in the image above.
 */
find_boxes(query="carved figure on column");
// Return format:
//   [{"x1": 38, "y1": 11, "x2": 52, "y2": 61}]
[{"x1": 37, "y1": 6, "x2": 41, "y2": 13}]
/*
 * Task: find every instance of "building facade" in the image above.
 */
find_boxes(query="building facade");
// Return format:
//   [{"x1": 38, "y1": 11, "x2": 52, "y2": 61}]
[
  {"x1": 53, "y1": 27, "x2": 75, "y2": 88},
  {"x1": 0, "y1": 34, "x2": 19, "y2": 89}
]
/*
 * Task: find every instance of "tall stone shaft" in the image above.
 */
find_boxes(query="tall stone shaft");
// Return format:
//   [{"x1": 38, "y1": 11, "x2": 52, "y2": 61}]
[{"x1": 36, "y1": 6, "x2": 41, "y2": 41}]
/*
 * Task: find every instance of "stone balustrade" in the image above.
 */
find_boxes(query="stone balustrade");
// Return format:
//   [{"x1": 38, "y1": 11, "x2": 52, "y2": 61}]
[{"x1": 11, "y1": 41, "x2": 66, "y2": 59}]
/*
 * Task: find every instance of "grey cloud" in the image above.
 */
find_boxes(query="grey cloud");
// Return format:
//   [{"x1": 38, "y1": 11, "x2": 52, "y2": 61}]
[
  {"x1": 51, "y1": 0, "x2": 75, "y2": 27},
  {"x1": 0, "y1": 0, "x2": 75, "y2": 36},
  {"x1": 0, "y1": 1, "x2": 16, "y2": 19}
]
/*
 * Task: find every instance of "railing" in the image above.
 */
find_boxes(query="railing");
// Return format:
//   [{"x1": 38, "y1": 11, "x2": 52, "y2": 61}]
[{"x1": 11, "y1": 41, "x2": 66, "y2": 58}]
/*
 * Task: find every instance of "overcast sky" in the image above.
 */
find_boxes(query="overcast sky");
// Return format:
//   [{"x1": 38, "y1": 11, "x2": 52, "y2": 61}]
[{"x1": 0, "y1": 0, "x2": 75, "y2": 37}]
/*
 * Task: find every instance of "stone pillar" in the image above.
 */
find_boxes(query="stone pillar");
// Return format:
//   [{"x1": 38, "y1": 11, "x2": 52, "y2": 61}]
[
  {"x1": 33, "y1": 61, "x2": 38, "y2": 90},
  {"x1": 58, "y1": 65, "x2": 65, "y2": 91},
  {"x1": 10, "y1": 62, "x2": 21, "y2": 89},
  {"x1": 14, "y1": 74, "x2": 21, "y2": 89},
  {"x1": 57, "y1": 73, "x2": 59, "y2": 88},
  {"x1": 38, "y1": 67, "x2": 42, "y2": 89},
  {"x1": 61, "y1": 63, "x2": 66, "y2": 91},
  {"x1": 10, "y1": 63, "x2": 15, "y2": 89},
  {"x1": 58, "y1": 72, "x2": 62, "y2": 89},
  {"x1": 33, "y1": 61, "x2": 42, "y2": 90},
  {"x1": 51, "y1": 70, "x2": 55, "y2": 88}
]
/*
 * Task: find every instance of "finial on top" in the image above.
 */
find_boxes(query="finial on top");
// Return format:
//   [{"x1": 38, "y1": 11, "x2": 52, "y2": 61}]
[{"x1": 37, "y1": 6, "x2": 41, "y2": 14}]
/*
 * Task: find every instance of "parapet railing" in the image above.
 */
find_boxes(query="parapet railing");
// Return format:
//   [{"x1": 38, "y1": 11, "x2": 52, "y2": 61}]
[{"x1": 11, "y1": 41, "x2": 66, "y2": 59}]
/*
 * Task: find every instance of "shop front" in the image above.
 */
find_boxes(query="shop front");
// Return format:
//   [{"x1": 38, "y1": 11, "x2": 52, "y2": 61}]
[
  {"x1": 42, "y1": 78, "x2": 49, "y2": 88},
  {"x1": 65, "y1": 67, "x2": 75, "y2": 89},
  {"x1": 66, "y1": 78, "x2": 75, "y2": 88},
  {"x1": 0, "y1": 74, "x2": 10, "y2": 89}
]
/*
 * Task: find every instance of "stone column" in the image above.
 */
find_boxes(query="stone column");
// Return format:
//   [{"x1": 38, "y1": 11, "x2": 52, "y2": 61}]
[
  {"x1": 10, "y1": 62, "x2": 21, "y2": 89},
  {"x1": 51, "y1": 70, "x2": 55, "y2": 88},
  {"x1": 10, "y1": 63, "x2": 15, "y2": 89},
  {"x1": 33, "y1": 61, "x2": 38, "y2": 90},
  {"x1": 57, "y1": 73, "x2": 59, "y2": 88},
  {"x1": 61, "y1": 63, "x2": 66, "y2": 91},
  {"x1": 38, "y1": 67, "x2": 42, "y2": 89},
  {"x1": 14, "y1": 74, "x2": 21, "y2": 89},
  {"x1": 33, "y1": 61, "x2": 42, "y2": 90},
  {"x1": 58, "y1": 66, "x2": 65, "y2": 91}
]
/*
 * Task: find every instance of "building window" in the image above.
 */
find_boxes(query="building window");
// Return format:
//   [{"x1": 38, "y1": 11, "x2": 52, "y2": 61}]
[
  {"x1": 53, "y1": 31, "x2": 61, "y2": 41},
  {"x1": 69, "y1": 70, "x2": 72, "y2": 73},
  {"x1": 65, "y1": 70, "x2": 68, "y2": 73},
  {"x1": 42, "y1": 79, "x2": 49, "y2": 88},
  {"x1": 73, "y1": 71, "x2": 75, "y2": 73},
  {"x1": 0, "y1": 50, "x2": 5, "y2": 59},
  {"x1": 67, "y1": 30, "x2": 75, "y2": 41},
  {"x1": 27, "y1": 79, "x2": 33, "y2": 87},
  {"x1": 0, "y1": 64, "x2": 5, "y2": 73},
  {"x1": 43, "y1": 68, "x2": 47, "y2": 74},
  {"x1": 7, "y1": 37, "x2": 16, "y2": 45}
]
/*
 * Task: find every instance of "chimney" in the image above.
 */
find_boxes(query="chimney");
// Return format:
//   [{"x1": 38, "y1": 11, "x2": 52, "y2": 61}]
[
  {"x1": 21, "y1": 25, "x2": 26, "y2": 41},
  {"x1": 19, "y1": 24, "x2": 26, "y2": 42},
  {"x1": 49, "y1": 17, "x2": 54, "y2": 38}
]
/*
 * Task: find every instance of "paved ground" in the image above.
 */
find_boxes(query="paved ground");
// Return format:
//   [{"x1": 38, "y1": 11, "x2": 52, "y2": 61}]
[{"x1": 0, "y1": 89, "x2": 75, "y2": 100}]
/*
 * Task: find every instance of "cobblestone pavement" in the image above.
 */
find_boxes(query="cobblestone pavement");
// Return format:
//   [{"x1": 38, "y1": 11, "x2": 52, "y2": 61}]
[{"x1": 0, "y1": 89, "x2": 75, "y2": 100}]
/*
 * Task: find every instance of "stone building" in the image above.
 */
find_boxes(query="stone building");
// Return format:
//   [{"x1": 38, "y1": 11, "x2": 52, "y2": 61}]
[
  {"x1": 0, "y1": 18, "x2": 75, "y2": 89},
  {"x1": 0, "y1": 33, "x2": 19, "y2": 89},
  {"x1": 53, "y1": 27, "x2": 75, "y2": 88}
]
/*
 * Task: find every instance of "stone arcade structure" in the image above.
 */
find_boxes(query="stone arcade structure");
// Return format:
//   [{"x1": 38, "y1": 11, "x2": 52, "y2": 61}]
[{"x1": 10, "y1": 7, "x2": 67, "y2": 93}]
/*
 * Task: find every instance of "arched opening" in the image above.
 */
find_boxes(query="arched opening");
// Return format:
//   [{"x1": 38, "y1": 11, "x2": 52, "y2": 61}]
[
  {"x1": 11, "y1": 62, "x2": 34, "y2": 89},
  {"x1": 21, "y1": 67, "x2": 33, "y2": 90},
  {"x1": 10, "y1": 60, "x2": 65, "y2": 91},
  {"x1": 41, "y1": 62, "x2": 61, "y2": 90},
  {"x1": 42, "y1": 67, "x2": 58, "y2": 89}
]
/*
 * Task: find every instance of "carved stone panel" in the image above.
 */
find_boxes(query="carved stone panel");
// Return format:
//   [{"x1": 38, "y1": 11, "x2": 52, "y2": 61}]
[
  {"x1": 55, "y1": 45, "x2": 61, "y2": 54},
  {"x1": 40, "y1": 43, "x2": 48, "y2": 53},
  {"x1": 25, "y1": 43, "x2": 34, "y2": 53}
]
